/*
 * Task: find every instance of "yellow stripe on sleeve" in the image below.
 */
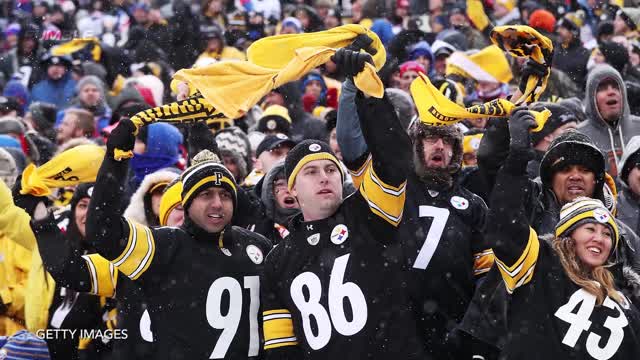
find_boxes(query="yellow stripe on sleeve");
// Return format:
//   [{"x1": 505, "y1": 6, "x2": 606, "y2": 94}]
[
  {"x1": 348, "y1": 155, "x2": 372, "y2": 190},
  {"x1": 473, "y1": 249, "x2": 495, "y2": 276},
  {"x1": 494, "y1": 227, "x2": 540, "y2": 293},
  {"x1": 359, "y1": 164, "x2": 406, "y2": 226},
  {"x1": 263, "y1": 309, "x2": 298, "y2": 350},
  {"x1": 111, "y1": 219, "x2": 156, "y2": 280},
  {"x1": 82, "y1": 254, "x2": 118, "y2": 297}
]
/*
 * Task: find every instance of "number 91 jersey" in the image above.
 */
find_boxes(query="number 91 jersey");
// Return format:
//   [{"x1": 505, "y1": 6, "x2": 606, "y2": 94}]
[
  {"x1": 261, "y1": 195, "x2": 426, "y2": 359},
  {"x1": 500, "y1": 240, "x2": 640, "y2": 360}
]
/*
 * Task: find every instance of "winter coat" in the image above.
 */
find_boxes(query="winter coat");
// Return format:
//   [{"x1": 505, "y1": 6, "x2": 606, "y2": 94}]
[
  {"x1": 0, "y1": 181, "x2": 32, "y2": 336},
  {"x1": 252, "y1": 161, "x2": 299, "y2": 244},
  {"x1": 30, "y1": 73, "x2": 77, "y2": 110},
  {"x1": 552, "y1": 38, "x2": 590, "y2": 89},
  {"x1": 577, "y1": 64, "x2": 640, "y2": 176},
  {"x1": 617, "y1": 136, "x2": 640, "y2": 235},
  {"x1": 123, "y1": 169, "x2": 179, "y2": 227}
]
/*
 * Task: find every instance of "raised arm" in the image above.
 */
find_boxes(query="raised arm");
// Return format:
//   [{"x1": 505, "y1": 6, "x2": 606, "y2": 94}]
[
  {"x1": 86, "y1": 119, "x2": 163, "y2": 282},
  {"x1": 489, "y1": 108, "x2": 540, "y2": 294},
  {"x1": 336, "y1": 78, "x2": 368, "y2": 164},
  {"x1": 332, "y1": 48, "x2": 412, "y2": 228}
]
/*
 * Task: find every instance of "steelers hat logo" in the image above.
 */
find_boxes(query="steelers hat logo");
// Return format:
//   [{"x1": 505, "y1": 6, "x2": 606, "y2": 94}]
[
  {"x1": 309, "y1": 143, "x2": 321, "y2": 152},
  {"x1": 267, "y1": 119, "x2": 277, "y2": 130},
  {"x1": 276, "y1": 133, "x2": 288, "y2": 140},
  {"x1": 593, "y1": 208, "x2": 610, "y2": 223},
  {"x1": 87, "y1": 186, "x2": 94, "y2": 197}
]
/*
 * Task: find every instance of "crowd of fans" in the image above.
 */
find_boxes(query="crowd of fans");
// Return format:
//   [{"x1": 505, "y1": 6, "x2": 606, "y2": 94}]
[{"x1": 1, "y1": 0, "x2": 640, "y2": 358}]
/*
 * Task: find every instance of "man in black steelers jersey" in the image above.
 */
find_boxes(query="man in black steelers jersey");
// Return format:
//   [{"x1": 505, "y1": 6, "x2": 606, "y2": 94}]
[
  {"x1": 87, "y1": 119, "x2": 272, "y2": 359},
  {"x1": 336, "y1": 51, "x2": 492, "y2": 358},
  {"x1": 261, "y1": 48, "x2": 425, "y2": 359}
]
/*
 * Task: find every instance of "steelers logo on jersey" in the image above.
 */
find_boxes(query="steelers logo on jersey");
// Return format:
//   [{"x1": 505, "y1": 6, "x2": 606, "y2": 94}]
[
  {"x1": 246, "y1": 244, "x2": 264, "y2": 264},
  {"x1": 450, "y1": 196, "x2": 469, "y2": 210},
  {"x1": 330, "y1": 224, "x2": 349, "y2": 245},
  {"x1": 220, "y1": 248, "x2": 232, "y2": 256}
]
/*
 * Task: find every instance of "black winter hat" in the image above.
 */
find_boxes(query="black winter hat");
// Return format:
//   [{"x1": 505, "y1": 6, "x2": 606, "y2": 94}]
[
  {"x1": 621, "y1": 151, "x2": 640, "y2": 186},
  {"x1": 599, "y1": 41, "x2": 629, "y2": 75},
  {"x1": 530, "y1": 102, "x2": 578, "y2": 146},
  {"x1": 539, "y1": 130, "x2": 605, "y2": 191},
  {"x1": 181, "y1": 150, "x2": 237, "y2": 211},
  {"x1": 285, "y1": 139, "x2": 344, "y2": 191},
  {"x1": 70, "y1": 183, "x2": 95, "y2": 211},
  {"x1": 28, "y1": 102, "x2": 58, "y2": 130}
]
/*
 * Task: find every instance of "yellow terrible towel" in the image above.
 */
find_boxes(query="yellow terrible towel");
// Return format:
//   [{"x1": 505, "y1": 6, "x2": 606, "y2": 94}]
[
  {"x1": 51, "y1": 37, "x2": 102, "y2": 62},
  {"x1": 490, "y1": 25, "x2": 554, "y2": 104},
  {"x1": 20, "y1": 144, "x2": 105, "y2": 196},
  {"x1": 411, "y1": 73, "x2": 549, "y2": 131},
  {"x1": 174, "y1": 25, "x2": 385, "y2": 119}
]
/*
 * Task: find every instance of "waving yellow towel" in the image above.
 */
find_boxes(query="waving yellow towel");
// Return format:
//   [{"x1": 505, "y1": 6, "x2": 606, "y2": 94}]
[
  {"x1": 173, "y1": 25, "x2": 385, "y2": 119},
  {"x1": 20, "y1": 144, "x2": 105, "y2": 196},
  {"x1": 491, "y1": 25, "x2": 554, "y2": 104},
  {"x1": 411, "y1": 73, "x2": 550, "y2": 131},
  {"x1": 51, "y1": 37, "x2": 102, "y2": 62}
]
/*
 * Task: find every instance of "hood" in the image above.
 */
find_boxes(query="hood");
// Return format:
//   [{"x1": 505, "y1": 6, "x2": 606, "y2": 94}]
[
  {"x1": 260, "y1": 160, "x2": 299, "y2": 225},
  {"x1": 408, "y1": 41, "x2": 434, "y2": 74},
  {"x1": 123, "y1": 169, "x2": 179, "y2": 226},
  {"x1": 619, "y1": 136, "x2": 640, "y2": 186},
  {"x1": 583, "y1": 64, "x2": 630, "y2": 129}
]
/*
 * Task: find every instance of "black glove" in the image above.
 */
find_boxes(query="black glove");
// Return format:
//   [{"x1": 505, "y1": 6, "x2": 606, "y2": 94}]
[
  {"x1": 518, "y1": 59, "x2": 548, "y2": 94},
  {"x1": 106, "y1": 119, "x2": 136, "y2": 160},
  {"x1": 187, "y1": 121, "x2": 220, "y2": 163},
  {"x1": 331, "y1": 48, "x2": 374, "y2": 79},
  {"x1": 346, "y1": 34, "x2": 378, "y2": 56},
  {"x1": 508, "y1": 106, "x2": 537, "y2": 151},
  {"x1": 12, "y1": 175, "x2": 48, "y2": 216}
]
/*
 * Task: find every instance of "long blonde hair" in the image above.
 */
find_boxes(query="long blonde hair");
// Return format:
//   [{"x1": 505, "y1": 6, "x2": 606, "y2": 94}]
[{"x1": 552, "y1": 236, "x2": 623, "y2": 305}]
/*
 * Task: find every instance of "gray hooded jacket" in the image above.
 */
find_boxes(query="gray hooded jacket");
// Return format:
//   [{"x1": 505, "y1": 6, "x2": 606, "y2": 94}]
[
  {"x1": 618, "y1": 136, "x2": 640, "y2": 235},
  {"x1": 578, "y1": 64, "x2": 640, "y2": 175}
]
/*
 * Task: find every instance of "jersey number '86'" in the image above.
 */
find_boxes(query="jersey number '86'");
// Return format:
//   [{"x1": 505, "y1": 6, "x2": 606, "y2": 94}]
[{"x1": 289, "y1": 253, "x2": 369, "y2": 350}]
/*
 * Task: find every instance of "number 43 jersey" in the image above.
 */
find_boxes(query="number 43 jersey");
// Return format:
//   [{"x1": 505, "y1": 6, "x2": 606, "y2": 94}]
[
  {"x1": 499, "y1": 237, "x2": 640, "y2": 360},
  {"x1": 261, "y1": 193, "x2": 426, "y2": 360}
]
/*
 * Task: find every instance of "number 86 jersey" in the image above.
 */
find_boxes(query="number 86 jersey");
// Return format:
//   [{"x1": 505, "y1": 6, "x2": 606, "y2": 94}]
[{"x1": 260, "y1": 194, "x2": 426, "y2": 360}]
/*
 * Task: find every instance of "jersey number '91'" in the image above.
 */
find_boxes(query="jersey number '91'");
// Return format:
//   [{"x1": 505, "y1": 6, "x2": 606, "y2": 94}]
[
  {"x1": 290, "y1": 254, "x2": 368, "y2": 350},
  {"x1": 206, "y1": 276, "x2": 260, "y2": 359}
]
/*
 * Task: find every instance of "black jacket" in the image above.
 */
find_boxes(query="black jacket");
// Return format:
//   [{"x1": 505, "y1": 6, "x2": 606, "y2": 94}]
[{"x1": 87, "y1": 150, "x2": 272, "y2": 359}]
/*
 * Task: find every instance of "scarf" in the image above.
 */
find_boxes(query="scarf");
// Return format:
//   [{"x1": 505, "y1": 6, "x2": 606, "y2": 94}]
[{"x1": 411, "y1": 72, "x2": 550, "y2": 131}]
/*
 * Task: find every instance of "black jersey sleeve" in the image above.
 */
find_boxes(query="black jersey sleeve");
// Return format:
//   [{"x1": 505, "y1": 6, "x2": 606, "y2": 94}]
[
  {"x1": 488, "y1": 151, "x2": 541, "y2": 293},
  {"x1": 87, "y1": 156, "x2": 174, "y2": 282},
  {"x1": 469, "y1": 195, "x2": 495, "y2": 278},
  {"x1": 261, "y1": 243, "x2": 304, "y2": 358},
  {"x1": 31, "y1": 214, "x2": 119, "y2": 297},
  {"x1": 351, "y1": 92, "x2": 412, "y2": 228}
]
